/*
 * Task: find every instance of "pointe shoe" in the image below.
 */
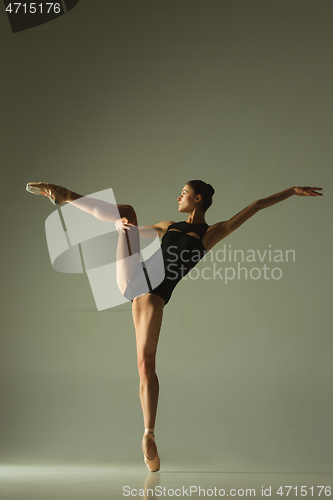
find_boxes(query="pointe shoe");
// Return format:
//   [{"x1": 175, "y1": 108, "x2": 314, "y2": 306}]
[
  {"x1": 142, "y1": 432, "x2": 160, "y2": 472},
  {"x1": 26, "y1": 182, "x2": 71, "y2": 206}
]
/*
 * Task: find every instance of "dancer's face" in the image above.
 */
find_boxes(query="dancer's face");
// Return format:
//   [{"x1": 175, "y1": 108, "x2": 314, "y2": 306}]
[{"x1": 177, "y1": 185, "x2": 200, "y2": 212}]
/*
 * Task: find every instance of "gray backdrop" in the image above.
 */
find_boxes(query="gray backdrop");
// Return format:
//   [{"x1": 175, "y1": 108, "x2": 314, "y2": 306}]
[{"x1": 1, "y1": 0, "x2": 332, "y2": 471}]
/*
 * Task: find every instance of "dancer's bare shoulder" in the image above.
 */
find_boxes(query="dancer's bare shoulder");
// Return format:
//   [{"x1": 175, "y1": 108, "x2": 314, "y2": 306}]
[{"x1": 202, "y1": 222, "x2": 227, "y2": 251}]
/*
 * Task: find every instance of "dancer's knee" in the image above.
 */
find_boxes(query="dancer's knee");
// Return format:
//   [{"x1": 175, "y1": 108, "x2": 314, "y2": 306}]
[
  {"x1": 119, "y1": 204, "x2": 137, "y2": 225},
  {"x1": 138, "y1": 359, "x2": 156, "y2": 381}
]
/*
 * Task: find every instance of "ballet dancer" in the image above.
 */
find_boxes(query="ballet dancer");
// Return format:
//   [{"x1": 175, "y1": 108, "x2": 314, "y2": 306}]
[{"x1": 26, "y1": 180, "x2": 322, "y2": 471}]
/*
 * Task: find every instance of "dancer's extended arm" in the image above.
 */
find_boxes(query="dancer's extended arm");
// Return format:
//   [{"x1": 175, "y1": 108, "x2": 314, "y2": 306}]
[
  {"x1": 204, "y1": 186, "x2": 322, "y2": 250},
  {"x1": 115, "y1": 219, "x2": 175, "y2": 238},
  {"x1": 138, "y1": 221, "x2": 175, "y2": 238}
]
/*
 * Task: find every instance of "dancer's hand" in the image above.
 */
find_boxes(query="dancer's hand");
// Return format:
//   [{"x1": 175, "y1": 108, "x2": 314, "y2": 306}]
[
  {"x1": 115, "y1": 217, "x2": 135, "y2": 234},
  {"x1": 293, "y1": 186, "x2": 323, "y2": 196}
]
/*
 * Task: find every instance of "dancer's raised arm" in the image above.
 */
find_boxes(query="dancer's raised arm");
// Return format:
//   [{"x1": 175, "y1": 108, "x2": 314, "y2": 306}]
[{"x1": 203, "y1": 186, "x2": 322, "y2": 250}]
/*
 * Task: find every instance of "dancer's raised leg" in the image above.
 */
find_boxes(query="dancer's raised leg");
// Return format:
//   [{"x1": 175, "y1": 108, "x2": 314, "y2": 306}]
[
  {"x1": 67, "y1": 190, "x2": 143, "y2": 295},
  {"x1": 26, "y1": 182, "x2": 137, "y2": 224},
  {"x1": 115, "y1": 217, "x2": 141, "y2": 295},
  {"x1": 66, "y1": 189, "x2": 142, "y2": 293},
  {"x1": 26, "y1": 182, "x2": 141, "y2": 293}
]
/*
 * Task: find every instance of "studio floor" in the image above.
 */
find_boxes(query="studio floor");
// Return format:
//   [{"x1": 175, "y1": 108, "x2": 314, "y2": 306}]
[{"x1": 0, "y1": 465, "x2": 332, "y2": 500}]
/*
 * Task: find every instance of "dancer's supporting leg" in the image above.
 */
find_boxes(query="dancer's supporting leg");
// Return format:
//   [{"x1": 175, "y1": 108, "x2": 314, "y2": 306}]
[{"x1": 132, "y1": 293, "x2": 164, "y2": 461}]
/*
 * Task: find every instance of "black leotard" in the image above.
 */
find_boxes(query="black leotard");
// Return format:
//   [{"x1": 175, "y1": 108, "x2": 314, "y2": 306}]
[{"x1": 124, "y1": 221, "x2": 209, "y2": 305}]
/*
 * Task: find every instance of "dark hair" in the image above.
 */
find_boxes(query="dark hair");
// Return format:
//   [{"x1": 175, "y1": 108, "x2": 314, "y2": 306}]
[{"x1": 186, "y1": 180, "x2": 215, "y2": 212}]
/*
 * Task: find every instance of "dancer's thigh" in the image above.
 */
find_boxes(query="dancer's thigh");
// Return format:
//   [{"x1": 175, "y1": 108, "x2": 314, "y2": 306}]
[{"x1": 132, "y1": 294, "x2": 165, "y2": 365}]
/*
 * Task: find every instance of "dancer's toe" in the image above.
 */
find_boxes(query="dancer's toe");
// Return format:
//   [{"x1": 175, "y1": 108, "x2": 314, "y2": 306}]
[
  {"x1": 26, "y1": 182, "x2": 68, "y2": 206},
  {"x1": 142, "y1": 432, "x2": 160, "y2": 472}
]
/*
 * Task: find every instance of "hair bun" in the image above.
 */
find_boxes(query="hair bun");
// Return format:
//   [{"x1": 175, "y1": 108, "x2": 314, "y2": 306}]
[{"x1": 207, "y1": 183, "x2": 215, "y2": 197}]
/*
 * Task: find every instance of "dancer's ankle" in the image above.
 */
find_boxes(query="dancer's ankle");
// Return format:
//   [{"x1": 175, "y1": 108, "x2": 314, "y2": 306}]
[
  {"x1": 67, "y1": 191, "x2": 82, "y2": 202},
  {"x1": 48, "y1": 184, "x2": 82, "y2": 204}
]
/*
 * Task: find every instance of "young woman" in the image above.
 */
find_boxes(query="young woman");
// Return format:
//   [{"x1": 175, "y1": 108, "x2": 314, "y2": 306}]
[{"x1": 26, "y1": 180, "x2": 322, "y2": 471}]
